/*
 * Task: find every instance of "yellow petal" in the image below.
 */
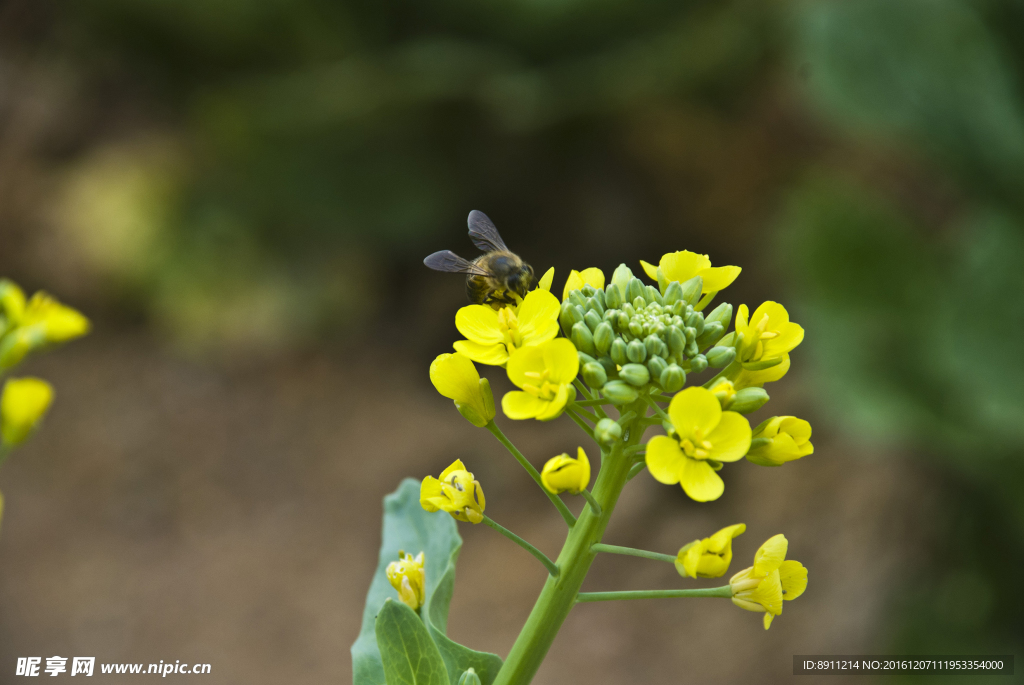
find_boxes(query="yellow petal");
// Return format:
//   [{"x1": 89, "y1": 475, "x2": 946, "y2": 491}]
[
  {"x1": 561, "y1": 271, "x2": 584, "y2": 302},
  {"x1": 731, "y1": 355, "x2": 790, "y2": 388},
  {"x1": 455, "y1": 305, "x2": 503, "y2": 345},
  {"x1": 779, "y1": 559, "x2": 807, "y2": 601},
  {"x1": 697, "y1": 265, "x2": 741, "y2": 292},
  {"x1": 667, "y1": 387, "x2": 721, "y2": 440},
  {"x1": 763, "y1": 613, "x2": 774, "y2": 630},
  {"x1": 542, "y1": 338, "x2": 580, "y2": 384},
  {"x1": 420, "y1": 476, "x2": 443, "y2": 512},
  {"x1": 678, "y1": 542, "x2": 703, "y2": 578},
  {"x1": 639, "y1": 260, "x2": 659, "y2": 281},
  {"x1": 439, "y1": 460, "x2": 468, "y2": 480},
  {"x1": 537, "y1": 267, "x2": 554, "y2": 292},
  {"x1": 753, "y1": 534, "x2": 788, "y2": 576},
  {"x1": 779, "y1": 417, "x2": 812, "y2": 445},
  {"x1": 501, "y1": 391, "x2": 547, "y2": 420},
  {"x1": 750, "y1": 569, "x2": 784, "y2": 615},
  {"x1": 430, "y1": 353, "x2": 480, "y2": 403},
  {"x1": 578, "y1": 268, "x2": 605, "y2": 291},
  {"x1": 516, "y1": 289, "x2": 561, "y2": 343},
  {"x1": 679, "y1": 458, "x2": 725, "y2": 502},
  {"x1": 453, "y1": 339, "x2": 509, "y2": 366},
  {"x1": 660, "y1": 251, "x2": 710, "y2": 283},
  {"x1": 705, "y1": 411, "x2": 751, "y2": 463},
  {"x1": 535, "y1": 384, "x2": 570, "y2": 421},
  {"x1": 707, "y1": 523, "x2": 746, "y2": 552},
  {"x1": 645, "y1": 436, "x2": 684, "y2": 484},
  {"x1": 505, "y1": 345, "x2": 544, "y2": 388},
  {"x1": 1, "y1": 377, "x2": 54, "y2": 446}
]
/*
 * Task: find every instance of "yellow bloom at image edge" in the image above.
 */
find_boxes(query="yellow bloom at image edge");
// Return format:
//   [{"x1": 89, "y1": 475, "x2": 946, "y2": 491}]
[
  {"x1": 1, "y1": 378, "x2": 54, "y2": 446},
  {"x1": 730, "y1": 534, "x2": 807, "y2": 629},
  {"x1": 386, "y1": 551, "x2": 426, "y2": 611}
]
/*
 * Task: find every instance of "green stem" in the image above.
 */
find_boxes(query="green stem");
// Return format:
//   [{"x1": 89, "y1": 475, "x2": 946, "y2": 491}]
[
  {"x1": 626, "y1": 461, "x2": 646, "y2": 481},
  {"x1": 644, "y1": 395, "x2": 671, "y2": 423},
  {"x1": 573, "y1": 398, "x2": 611, "y2": 408},
  {"x1": 578, "y1": 489, "x2": 602, "y2": 515},
  {"x1": 577, "y1": 586, "x2": 733, "y2": 602},
  {"x1": 564, "y1": 408, "x2": 595, "y2": 441},
  {"x1": 568, "y1": 403, "x2": 598, "y2": 423},
  {"x1": 492, "y1": 397, "x2": 647, "y2": 685},
  {"x1": 482, "y1": 516, "x2": 559, "y2": 578},
  {"x1": 572, "y1": 380, "x2": 608, "y2": 419},
  {"x1": 616, "y1": 410, "x2": 636, "y2": 426},
  {"x1": 623, "y1": 444, "x2": 645, "y2": 457},
  {"x1": 486, "y1": 422, "x2": 577, "y2": 529},
  {"x1": 591, "y1": 543, "x2": 676, "y2": 564}
]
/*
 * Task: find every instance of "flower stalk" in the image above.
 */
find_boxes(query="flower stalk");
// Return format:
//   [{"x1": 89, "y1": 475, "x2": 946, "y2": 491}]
[
  {"x1": 577, "y1": 586, "x2": 733, "y2": 602},
  {"x1": 482, "y1": 516, "x2": 560, "y2": 578}
]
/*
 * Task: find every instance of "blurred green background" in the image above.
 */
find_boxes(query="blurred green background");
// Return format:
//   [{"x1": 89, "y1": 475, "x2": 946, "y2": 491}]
[{"x1": 1, "y1": 0, "x2": 1022, "y2": 682}]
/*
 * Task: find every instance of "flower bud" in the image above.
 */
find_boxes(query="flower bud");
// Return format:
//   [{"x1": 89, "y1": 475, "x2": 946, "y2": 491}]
[
  {"x1": 626, "y1": 339, "x2": 647, "y2": 363},
  {"x1": 704, "y1": 302, "x2": 733, "y2": 329},
  {"x1": 0, "y1": 327, "x2": 45, "y2": 371},
  {"x1": 1, "y1": 378, "x2": 54, "y2": 447},
  {"x1": 659, "y1": 364, "x2": 686, "y2": 392},
  {"x1": 609, "y1": 338, "x2": 629, "y2": 366},
  {"x1": 602, "y1": 380, "x2": 639, "y2": 405},
  {"x1": 685, "y1": 310, "x2": 705, "y2": 336},
  {"x1": 421, "y1": 460, "x2": 486, "y2": 524},
  {"x1": 559, "y1": 301, "x2": 582, "y2": 336},
  {"x1": 628, "y1": 319, "x2": 644, "y2": 337},
  {"x1": 584, "y1": 309, "x2": 602, "y2": 333},
  {"x1": 611, "y1": 264, "x2": 634, "y2": 298},
  {"x1": 541, "y1": 446, "x2": 591, "y2": 494},
  {"x1": 746, "y1": 416, "x2": 813, "y2": 466},
  {"x1": 689, "y1": 354, "x2": 708, "y2": 374},
  {"x1": 591, "y1": 288, "x2": 606, "y2": 309},
  {"x1": 666, "y1": 325, "x2": 686, "y2": 357},
  {"x1": 729, "y1": 387, "x2": 769, "y2": 414},
  {"x1": 647, "y1": 355, "x2": 668, "y2": 380},
  {"x1": 386, "y1": 551, "x2": 426, "y2": 611},
  {"x1": 571, "y1": 322, "x2": 596, "y2": 356},
  {"x1": 619, "y1": 363, "x2": 650, "y2": 387},
  {"x1": 593, "y1": 321, "x2": 615, "y2": 355},
  {"x1": 679, "y1": 276, "x2": 703, "y2": 305},
  {"x1": 643, "y1": 334, "x2": 664, "y2": 359},
  {"x1": 627, "y1": 278, "x2": 646, "y2": 304},
  {"x1": 594, "y1": 418, "x2": 623, "y2": 445},
  {"x1": 676, "y1": 523, "x2": 746, "y2": 579},
  {"x1": 695, "y1": 321, "x2": 725, "y2": 350},
  {"x1": 604, "y1": 283, "x2": 623, "y2": 309},
  {"x1": 458, "y1": 669, "x2": 483, "y2": 685},
  {"x1": 582, "y1": 362, "x2": 608, "y2": 388},
  {"x1": 662, "y1": 280, "x2": 684, "y2": 306},
  {"x1": 709, "y1": 378, "x2": 736, "y2": 408},
  {"x1": 577, "y1": 351, "x2": 597, "y2": 367},
  {"x1": 0, "y1": 280, "x2": 26, "y2": 325},
  {"x1": 569, "y1": 290, "x2": 587, "y2": 309},
  {"x1": 706, "y1": 345, "x2": 736, "y2": 368},
  {"x1": 645, "y1": 285, "x2": 663, "y2": 305},
  {"x1": 430, "y1": 353, "x2": 495, "y2": 428},
  {"x1": 685, "y1": 339, "x2": 699, "y2": 358}
]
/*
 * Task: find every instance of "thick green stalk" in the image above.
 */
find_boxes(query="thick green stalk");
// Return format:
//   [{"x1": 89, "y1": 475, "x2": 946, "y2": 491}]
[{"x1": 492, "y1": 398, "x2": 647, "y2": 685}]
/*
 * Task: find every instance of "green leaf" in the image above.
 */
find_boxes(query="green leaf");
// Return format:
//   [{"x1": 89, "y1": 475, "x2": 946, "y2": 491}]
[
  {"x1": 351, "y1": 478, "x2": 503, "y2": 685},
  {"x1": 375, "y1": 599, "x2": 449, "y2": 685}
]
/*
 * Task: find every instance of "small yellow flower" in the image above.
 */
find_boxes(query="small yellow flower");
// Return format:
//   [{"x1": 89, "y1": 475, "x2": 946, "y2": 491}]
[
  {"x1": 640, "y1": 251, "x2": 741, "y2": 294},
  {"x1": 675, "y1": 523, "x2": 746, "y2": 579},
  {"x1": 453, "y1": 289, "x2": 560, "y2": 366},
  {"x1": 730, "y1": 534, "x2": 808, "y2": 629},
  {"x1": 746, "y1": 416, "x2": 813, "y2": 467},
  {"x1": 1, "y1": 378, "x2": 54, "y2": 447},
  {"x1": 562, "y1": 268, "x2": 605, "y2": 302},
  {"x1": 502, "y1": 338, "x2": 578, "y2": 421},
  {"x1": 727, "y1": 354, "x2": 791, "y2": 388},
  {"x1": 645, "y1": 387, "x2": 751, "y2": 502},
  {"x1": 733, "y1": 302, "x2": 803, "y2": 363},
  {"x1": 541, "y1": 447, "x2": 591, "y2": 494},
  {"x1": 386, "y1": 551, "x2": 426, "y2": 610},
  {"x1": 421, "y1": 460, "x2": 486, "y2": 524},
  {"x1": 429, "y1": 353, "x2": 495, "y2": 428},
  {"x1": 19, "y1": 292, "x2": 91, "y2": 343}
]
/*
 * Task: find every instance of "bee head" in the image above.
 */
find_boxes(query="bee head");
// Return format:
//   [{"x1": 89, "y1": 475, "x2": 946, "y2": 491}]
[{"x1": 507, "y1": 263, "x2": 534, "y2": 297}]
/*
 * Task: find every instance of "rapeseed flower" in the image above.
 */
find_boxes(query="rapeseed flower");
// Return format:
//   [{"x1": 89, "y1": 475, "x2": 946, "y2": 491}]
[
  {"x1": 746, "y1": 417, "x2": 813, "y2": 467},
  {"x1": 502, "y1": 338, "x2": 578, "y2": 421},
  {"x1": 562, "y1": 268, "x2": 605, "y2": 301},
  {"x1": 429, "y1": 353, "x2": 494, "y2": 427},
  {"x1": 454, "y1": 289, "x2": 560, "y2": 366},
  {"x1": 541, "y1": 447, "x2": 590, "y2": 494},
  {"x1": 421, "y1": 460, "x2": 486, "y2": 524},
  {"x1": 1, "y1": 378, "x2": 54, "y2": 447},
  {"x1": 730, "y1": 534, "x2": 807, "y2": 629},
  {"x1": 675, "y1": 523, "x2": 746, "y2": 579},
  {"x1": 733, "y1": 302, "x2": 803, "y2": 364},
  {"x1": 386, "y1": 551, "x2": 426, "y2": 610},
  {"x1": 640, "y1": 251, "x2": 741, "y2": 294}
]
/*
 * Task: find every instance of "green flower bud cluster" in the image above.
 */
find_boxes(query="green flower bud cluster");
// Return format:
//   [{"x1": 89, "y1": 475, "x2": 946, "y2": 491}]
[{"x1": 560, "y1": 265, "x2": 736, "y2": 405}]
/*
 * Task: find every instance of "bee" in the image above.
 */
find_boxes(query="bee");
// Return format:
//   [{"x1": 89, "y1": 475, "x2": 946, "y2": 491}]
[{"x1": 424, "y1": 210, "x2": 534, "y2": 307}]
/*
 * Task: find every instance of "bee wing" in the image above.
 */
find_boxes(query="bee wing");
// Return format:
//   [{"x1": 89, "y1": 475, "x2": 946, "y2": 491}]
[
  {"x1": 467, "y1": 210, "x2": 509, "y2": 253},
  {"x1": 423, "y1": 250, "x2": 492, "y2": 276}
]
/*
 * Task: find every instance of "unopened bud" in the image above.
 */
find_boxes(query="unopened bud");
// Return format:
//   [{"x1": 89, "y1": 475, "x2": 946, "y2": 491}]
[
  {"x1": 679, "y1": 276, "x2": 703, "y2": 305},
  {"x1": 619, "y1": 363, "x2": 650, "y2": 387},
  {"x1": 644, "y1": 334, "x2": 665, "y2": 358},
  {"x1": 704, "y1": 302, "x2": 733, "y2": 329},
  {"x1": 584, "y1": 309, "x2": 602, "y2": 333},
  {"x1": 647, "y1": 355, "x2": 668, "y2": 380},
  {"x1": 628, "y1": 320, "x2": 644, "y2": 337},
  {"x1": 626, "y1": 339, "x2": 647, "y2": 363},
  {"x1": 662, "y1": 280, "x2": 684, "y2": 305},
  {"x1": 628, "y1": 278, "x2": 646, "y2": 304},
  {"x1": 594, "y1": 418, "x2": 623, "y2": 445},
  {"x1": 706, "y1": 346, "x2": 736, "y2": 368},
  {"x1": 729, "y1": 387, "x2": 769, "y2": 414},
  {"x1": 611, "y1": 264, "x2": 634, "y2": 299},
  {"x1": 586, "y1": 296, "x2": 605, "y2": 317},
  {"x1": 689, "y1": 354, "x2": 708, "y2": 374},
  {"x1": 569, "y1": 290, "x2": 587, "y2": 309},
  {"x1": 602, "y1": 380, "x2": 639, "y2": 405},
  {"x1": 666, "y1": 326, "x2": 686, "y2": 356},
  {"x1": 645, "y1": 285, "x2": 663, "y2": 305},
  {"x1": 571, "y1": 322, "x2": 596, "y2": 356},
  {"x1": 610, "y1": 338, "x2": 629, "y2": 366},
  {"x1": 459, "y1": 669, "x2": 482, "y2": 685},
  {"x1": 695, "y1": 321, "x2": 725, "y2": 350},
  {"x1": 594, "y1": 322, "x2": 615, "y2": 354},
  {"x1": 685, "y1": 310, "x2": 705, "y2": 336},
  {"x1": 604, "y1": 283, "x2": 623, "y2": 309},
  {"x1": 582, "y1": 362, "x2": 608, "y2": 388},
  {"x1": 0, "y1": 327, "x2": 45, "y2": 371},
  {"x1": 659, "y1": 364, "x2": 686, "y2": 392}
]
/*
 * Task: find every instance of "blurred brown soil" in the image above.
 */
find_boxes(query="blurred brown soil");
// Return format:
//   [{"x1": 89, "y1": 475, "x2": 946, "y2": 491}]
[{"x1": 0, "y1": 332, "x2": 935, "y2": 684}]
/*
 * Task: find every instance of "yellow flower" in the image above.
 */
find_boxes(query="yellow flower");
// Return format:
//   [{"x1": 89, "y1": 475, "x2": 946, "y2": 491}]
[
  {"x1": 640, "y1": 251, "x2": 741, "y2": 294},
  {"x1": 746, "y1": 416, "x2": 813, "y2": 467},
  {"x1": 502, "y1": 338, "x2": 578, "y2": 421},
  {"x1": 730, "y1": 534, "x2": 808, "y2": 629},
  {"x1": 453, "y1": 289, "x2": 560, "y2": 366},
  {"x1": 421, "y1": 460, "x2": 486, "y2": 524},
  {"x1": 733, "y1": 302, "x2": 803, "y2": 363},
  {"x1": 19, "y1": 292, "x2": 91, "y2": 343},
  {"x1": 1, "y1": 378, "x2": 54, "y2": 447},
  {"x1": 541, "y1": 447, "x2": 591, "y2": 494},
  {"x1": 562, "y1": 268, "x2": 605, "y2": 302},
  {"x1": 537, "y1": 267, "x2": 554, "y2": 293},
  {"x1": 675, "y1": 523, "x2": 746, "y2": 579},
  {"x1": 429, "y1": 353, "x2": 495, "y2": 428},
  {"x1": 386, "y1": 551, "x2": 426, "y2": 610},
  {"x1": 645, "y1": 387, "x2": 751, "y2": 502},
  {"x1": 727, "y1": 354, "x2": 791, "y2": 388}
]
